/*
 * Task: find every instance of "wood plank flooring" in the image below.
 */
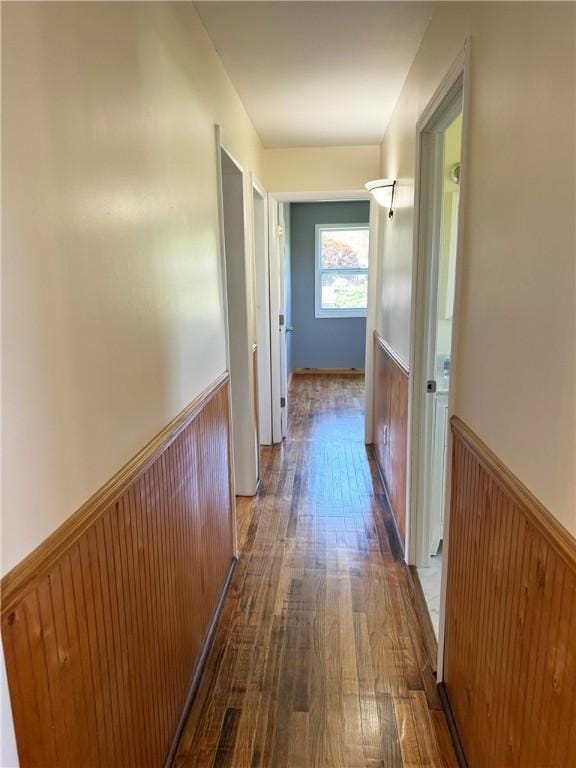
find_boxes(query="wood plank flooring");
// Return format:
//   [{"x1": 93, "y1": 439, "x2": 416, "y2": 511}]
[{"x1": 175, "y1": 375, "x2": 458, "y2": 768}]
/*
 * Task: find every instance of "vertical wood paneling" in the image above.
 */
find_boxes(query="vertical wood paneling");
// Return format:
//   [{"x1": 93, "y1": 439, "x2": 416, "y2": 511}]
[
  {"x1": 1, "y1": 374, "x2": 234, "y2": 767},
  {"x1": 372, "y1": 332, "x2": 409, "y2": 545},
  {"x1": 444, "y1": 416, "x2": 576, "y2": 767}
]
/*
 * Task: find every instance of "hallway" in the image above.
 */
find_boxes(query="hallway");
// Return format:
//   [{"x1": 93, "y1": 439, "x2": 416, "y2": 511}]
[{"x1": 175, "y1": 375, "x2": 457, "y2": 767}]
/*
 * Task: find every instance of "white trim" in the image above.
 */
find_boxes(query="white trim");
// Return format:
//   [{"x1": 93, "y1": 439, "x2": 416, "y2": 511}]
[
  {"x1": 252, "y1": 173, "x2": 266, "y2": 201},
  {"x1": 268, "y1": 188, "x2": 376, "y2": 446},
  {"x1": 363, "y1": 199, "x2": 380, "y2": 444},
  {"x1": 215, "y1": 126, "x2": 231, "y2": 372},
  {"x1": 251, "y1": 173, "x2": 273, "y2": 445},
  {"x1": 416, "y1": 45, "x2": 468, "y2": 134},
  {"x1": 411, "y1": 127, "x2": 446, "y2": 571},
  {"x1": 405, "y1": 39, "x2": 471, "y2": 681},
  {"x1": 214, "y1": 126, "x2": 237, "y2": 556},
  {"x1": 278, "y1": 203, "x2": 288, "y2": 439},
  {"x1": 268, "y1": 195, "x2": 283, "y2": 442},
  {"x1": 219, "y1": 138, "x2": 245, "y2": 177},
  {"x1": 437, "y1": 39, "x2": 472, "y2": 681},
  {"x1": 217, "y1": 126, "x2": 259, "y2": 509},
  {"x1": 314, "y1": 223, "x2": 369, "y2": 319},
  {"x1": 270, "y1": 189, "x2": 370, "y2": 203}
]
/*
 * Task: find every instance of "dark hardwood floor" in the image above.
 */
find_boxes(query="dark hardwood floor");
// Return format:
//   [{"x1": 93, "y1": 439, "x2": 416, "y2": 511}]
[{"x1": 175, "y1": 374, "x2": 458, "y2": 767}]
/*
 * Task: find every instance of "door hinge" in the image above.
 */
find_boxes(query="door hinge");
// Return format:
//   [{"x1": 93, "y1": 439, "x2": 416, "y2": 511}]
[
  {"x1": 279, "y1": 314, "x2": 285, "y2": 326},
  {"x1": 280, "y1": 397, "x2": 286, "y2": 407},
  {"x1": 426, "y1": 380, "x2": 437, "y2": 393}
]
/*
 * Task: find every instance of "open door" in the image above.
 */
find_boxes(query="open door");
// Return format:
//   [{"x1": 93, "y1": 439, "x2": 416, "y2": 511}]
[
  {"x1": 252, "y1": 177, "x2": 273, "y2": 445},
  {"x1": 217, "y1": 137, "x2": 259, "y2": 497},
  {"x1": 278, "y1": 203, "x2": 291, "y2": 438},
  {"x1": 269, "y1": 197, "x2": 290, "y2": 441},
  {"x1": 409, "y1": 75, "x2": 464, "y2": 642}
]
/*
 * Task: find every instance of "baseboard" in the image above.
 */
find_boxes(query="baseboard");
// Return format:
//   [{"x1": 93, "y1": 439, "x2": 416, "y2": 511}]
[
  {"x1": 370, "y1": 445, "x2": 404, "y2": 562},
  {"x1": 404, "y1": 564, "x2": 438, "y2": 674},
  {"x1": 437, "y1": 683, "x2": 468, "y2": 768},
  {"x1": 292, "y1": 367, "x2": 365, "y2": 375},
  {"x1": 164, "y1": 556, "x2": 238, "y2": 768}
]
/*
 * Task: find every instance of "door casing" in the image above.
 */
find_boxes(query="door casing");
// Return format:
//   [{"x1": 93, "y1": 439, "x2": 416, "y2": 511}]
[
  {"x1": 406, "y1": 41, "x2": 471, "y2": 679},
  {"x1": 252, "y1": 175, "x2": 273, "y2": 445},
  {"x1": 215, "y1": 127, "x2": 259, "y2": 515},
  {"x1": 267, "y1": 189, "x2": 376, "y2": 443}
]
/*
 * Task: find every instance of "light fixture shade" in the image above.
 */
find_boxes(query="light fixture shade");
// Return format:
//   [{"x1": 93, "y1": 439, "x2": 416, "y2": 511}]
[{"x1": 365, "y1": 178, "x2": 397, "y2": 217}]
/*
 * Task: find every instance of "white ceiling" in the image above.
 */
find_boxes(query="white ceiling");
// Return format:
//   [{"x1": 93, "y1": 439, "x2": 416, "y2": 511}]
[{"x1": 195, "y1": 1, "x2": 433, "y2": 148}]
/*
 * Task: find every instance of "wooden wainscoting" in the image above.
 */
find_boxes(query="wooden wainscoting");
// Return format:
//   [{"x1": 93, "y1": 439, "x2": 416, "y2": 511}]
[
  {"x1": 444, "y1": 416, "x2": 576, "y2": 767},
  {"x1": 373, "y1": 331, "x2": 409, "y2": 547},
  {"x1": 1, "y1": 373, "x2": 235, "y2": 768}
]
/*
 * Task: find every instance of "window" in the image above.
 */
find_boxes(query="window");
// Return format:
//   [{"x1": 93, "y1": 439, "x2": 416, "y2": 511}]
[{"x1": 315, "y1": 224, "x2": 369, "y2": 318}]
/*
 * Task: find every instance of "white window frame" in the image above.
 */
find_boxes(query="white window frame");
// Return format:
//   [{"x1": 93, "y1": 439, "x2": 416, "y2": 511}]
[{"x1": 314, "y1": 223, "x2": 369, "y2": 319}]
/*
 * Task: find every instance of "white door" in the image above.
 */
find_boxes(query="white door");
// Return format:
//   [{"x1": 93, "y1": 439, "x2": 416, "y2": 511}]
[
  {"x1": 278, "y1": 203, "x2": 289, "y2": 438},
  {"x1": 412, "y1": 90, "x2": 463, "y2": 572},
  {"x1": 269, "y1": 197, "x2": 289, "y2": 441},
  {"x1": 252, "y1": 179, "x2": 273, "y2": 445},
  {"x1": 219, "y1": 144, "x2": 259, "y2": 498}
]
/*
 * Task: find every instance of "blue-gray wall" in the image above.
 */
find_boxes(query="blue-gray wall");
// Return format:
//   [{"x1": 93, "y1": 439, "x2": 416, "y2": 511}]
[{"x1": 290, "y1": 201, "x2": 369, "y2": 370}]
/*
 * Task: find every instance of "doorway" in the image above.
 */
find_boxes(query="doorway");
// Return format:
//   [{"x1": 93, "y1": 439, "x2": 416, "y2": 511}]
[
  {"x1": 410, "y1": 78, "x2": 464, "y2": 639},
  {"x1": 252, "y1": 177, "x2": 273, "y2": 446},
  {"x1": 268, "y1": 199, "x2": 290, "y2": 441},
  {"x1": 218, "y1": 141, "x2": 258, "y2": 498},
  {"x1": 268, "y1": 192, "x2": 376, "y2": 443}
]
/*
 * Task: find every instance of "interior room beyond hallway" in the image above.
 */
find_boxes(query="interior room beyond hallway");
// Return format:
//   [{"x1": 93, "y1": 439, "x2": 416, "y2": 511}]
[{"x1": 289, "y1": 201, "x2": 370, "y2": 372}]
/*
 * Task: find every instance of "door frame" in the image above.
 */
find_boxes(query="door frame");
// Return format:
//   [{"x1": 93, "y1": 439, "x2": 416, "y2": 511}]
[
  {"x1": 411, "y1": 88, "x2": 463, "y2": 571},
  {"x1": 267, "y1": 195, "x2": 284, "y2": 442},
  {"x1": 267, "y1": 189, "x2": 375, "y2": 443},
  {"x1": 251, "y1": 174, "x2": 273, "y2": 445},
  {"x1": 215, "y1": 126, "x2": 259, "y2": 510},
  {"x1": 406, "y1": 41, "x2": 471, "y2": 678}
]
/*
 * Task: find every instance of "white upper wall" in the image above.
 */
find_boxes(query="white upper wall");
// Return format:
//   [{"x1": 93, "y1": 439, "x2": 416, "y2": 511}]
[
  {"x1": 376, "y1": 1, "x2": 576, "y2": 531},
  {"x1": 1, "y1": 1, "x2": 263, "y2": 575},
  {"x1": 195, "y1": 1, "x2": 432, "y2": 147}
]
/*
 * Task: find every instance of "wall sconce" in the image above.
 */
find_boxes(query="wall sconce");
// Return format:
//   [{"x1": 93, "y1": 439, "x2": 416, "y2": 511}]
[{"x1": 365, "y1": 179, "x2": 397, "y2": 218}]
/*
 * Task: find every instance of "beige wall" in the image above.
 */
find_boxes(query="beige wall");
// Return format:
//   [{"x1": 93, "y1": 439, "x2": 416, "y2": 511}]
[
  {"x1": 376, "y1": 2, "x2": 576, "y2": 531},
  {"x1": 263, "y1": 145, "x2": 380, "y2": 192},
  {"x1": 1, "y1": 1, "x2": 264, "y2": 575}
]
